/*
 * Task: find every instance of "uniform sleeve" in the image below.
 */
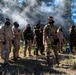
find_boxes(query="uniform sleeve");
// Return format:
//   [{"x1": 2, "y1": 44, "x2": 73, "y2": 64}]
[
  {"x1": 43, "y1": 25, "x2": 47, "y2": 42},
  {"x1": 53, "y1": 26, "x2": 57, "y2": 35},
  {"x1": 43, "y1": 25, "x2": 47, "y2": 36},
  {"x1": 0, "y1": 26, "x2": 5, "y2": 41}
]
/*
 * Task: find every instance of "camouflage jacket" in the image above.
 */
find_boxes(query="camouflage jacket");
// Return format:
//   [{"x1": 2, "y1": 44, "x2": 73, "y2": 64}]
[
  {"x1": 43, "y1": 24, "x2": 57, "y2": 44},
  {"x1": 1, "y1": 25, "x2": 13, "y2": 41}
]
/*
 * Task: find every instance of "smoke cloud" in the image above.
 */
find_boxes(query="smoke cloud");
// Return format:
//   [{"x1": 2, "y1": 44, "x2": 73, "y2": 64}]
[{"x1": 0, "y1": 0, "x2": 71, "y2": 33}]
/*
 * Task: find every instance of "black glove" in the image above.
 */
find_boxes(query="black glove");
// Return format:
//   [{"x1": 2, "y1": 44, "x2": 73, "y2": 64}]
[
  {"x1": 2, "y1": 41, "x2": 6, "y2": 45},
  {"x1": 12, "y1": 40, "x2": 14, "y2": 44}
]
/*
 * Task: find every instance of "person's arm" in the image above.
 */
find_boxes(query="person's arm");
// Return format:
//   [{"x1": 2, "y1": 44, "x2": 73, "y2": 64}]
[
  {"x1": 1, "y1": 26, "x2": 6, "y2": 45},
  {"x1": 43, "y1": 27, "x2": 47, "y2": 45}
]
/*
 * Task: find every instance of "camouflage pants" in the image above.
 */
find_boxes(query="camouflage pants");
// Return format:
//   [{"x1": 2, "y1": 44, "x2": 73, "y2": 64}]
[
  {"x1": 13, "y1": 38, "x2": 20, "y2": 58},
  {"x1": 24, "y1": 40, "x2": 32, "y2": 56},
  {"x1": 1, "y1": 40, "x2": 12, "y2": 63},
  {"x1": 44, "y1": 43, "x2": 59, "y2": 64}
]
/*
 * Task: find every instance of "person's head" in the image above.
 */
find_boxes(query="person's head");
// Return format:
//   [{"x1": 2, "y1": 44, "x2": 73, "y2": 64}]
[
  {"x1": 71, "y1": 24, "x2": 75, "y2": 29},
  {"x1": 26, "y1": 24, "x2": 31, "y2": 30},
  {"x1": 36, "y1": 23, "x2": 40, "y2": 29},
  {"x1": 5, "y1": 20, "x2": 10, "y2": 26},
  {"x1": 48, "y1": 16, "x2": 53, "y2": 21},
  {"x1": 14, "y1": 22, "x2": 19, "y2": 27}
]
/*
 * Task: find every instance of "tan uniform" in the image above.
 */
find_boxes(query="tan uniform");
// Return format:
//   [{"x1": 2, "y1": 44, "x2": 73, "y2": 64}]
[
  {"x1": 57, "y1": 28, "x2": 64, "y2": 52},
  {"x1": 13, "y1": 26, "x2": 22, "y2": 58},
  {"x1": 0, "y1": 27, "x2": 4, "y2": 58},
  {"x1": 43, "y1": 24, "x2": 59, "y2": 65},
  {"x1": 1, "y1": 25, "x2": 13, "y2": 63}
]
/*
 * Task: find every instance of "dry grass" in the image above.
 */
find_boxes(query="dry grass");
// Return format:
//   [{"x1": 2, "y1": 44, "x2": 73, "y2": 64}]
[{"x1": 0, "y1": 44, "x2": 76, "y2": 75}]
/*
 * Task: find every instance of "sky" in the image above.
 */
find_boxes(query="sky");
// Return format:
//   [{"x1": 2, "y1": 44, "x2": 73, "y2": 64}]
[
  {"x1": 0, "y1": 0, "x2": 76, "y2": 29},
  {"x1": 0, "y1": 0, "x2": 76, "y2": 37},
  {"x1": 71, "y1": 3, "x2": 76, "y2": 24}
]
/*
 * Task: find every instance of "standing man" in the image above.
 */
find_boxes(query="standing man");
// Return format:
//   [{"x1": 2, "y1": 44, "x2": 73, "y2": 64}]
[
  {"x1": 43, "y1": 16, "x2": 59, "y2": 66},
  {"x1": 69, "y1": 24, "x2": 76, "y2": 53},
  {"x1": 33, "y1": 24, "x2": 44, "y2": 56},
  {"x1": 23, "y1": 24, "x2": 34, "y2": 57},
  {"x1": 13, "y1": 22, "x2": 22, "y2": 60},
  {"x1": 57, "y1": 26, "x2": 64, "y2": 53},
  {"x1": 1, "y1": 19, "x2": 13, "y2": 66},
  {"x1": 39, "y1": 27, "x2": 44, "y2": 55}
]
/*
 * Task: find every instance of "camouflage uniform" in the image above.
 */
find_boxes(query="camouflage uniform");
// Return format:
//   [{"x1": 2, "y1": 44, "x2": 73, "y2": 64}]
[
  {"x1": 57, "y1": 27, "x2": 64, "y2": 53},
  {"x1": 39, "y1": 27, "x2": 44, "y2": 55},
  {"x1": 1, "y1": 21, "x2": 13, "y2": 64},
  {"x1": 0, "y1": 26, "x2": 4, "y2": 58},
  {"x1": 13, "y1": 22, "x2": 22, "y2": 59},
  {"x1": 34, "y1": 25, "x2": 44, "y2": 55},
  {"x1": 69, "y1": 25, "x2": 76, "y2": 52},
  {"x1": 43, "y1": 22, "x2": 59, "y2": 65},
  {"x1": 23, "y1": 24, "x2": 33, "y2": 56}
]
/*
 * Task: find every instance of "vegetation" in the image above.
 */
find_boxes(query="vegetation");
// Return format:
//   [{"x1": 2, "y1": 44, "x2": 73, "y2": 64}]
[
  {"x1": 0, "y1": 42, "x2": 76, "y2": 75},
  {"x1": 0, "y1": 0, "x2": 76, "y2": 75}
]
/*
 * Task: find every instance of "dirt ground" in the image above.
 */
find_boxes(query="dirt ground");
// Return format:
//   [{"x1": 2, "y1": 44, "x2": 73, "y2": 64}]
[{"x1": 0, "y1": 50, "x2": 76, "y2": 75}]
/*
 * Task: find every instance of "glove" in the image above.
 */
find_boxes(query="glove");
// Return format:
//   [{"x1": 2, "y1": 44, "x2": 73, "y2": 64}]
[
  {"x1": 2, "y1": 41, "x2": 6, "y2": 45},
  {"x1": 12, "y1": 40, "x2": 14, "y2": 44}
]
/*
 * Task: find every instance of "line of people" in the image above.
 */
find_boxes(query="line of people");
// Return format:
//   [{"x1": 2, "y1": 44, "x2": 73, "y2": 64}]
[
  {"x1": 23, "y1": 23, "x2": 44, "y2": 57},
  {"x1": 0, "y1": 19, "x2": 22, "y2": 66},
  {"x1": 0, "y1": 18, "x2": 45, "y2": 66},
  {"x1": 0, "y1": 16, "x2": 76, "y2": 67}
]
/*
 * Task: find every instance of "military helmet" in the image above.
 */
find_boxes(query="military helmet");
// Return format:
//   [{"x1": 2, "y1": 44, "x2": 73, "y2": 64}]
[
  {"x1": 48, "y1": 16, "x2": 53, "y2": 20},
  {"x1": 14, "y1": 22, "x2": 19, "y2": 27},
  {"x1": 26, "y1": 24, "x2": 30, "y2": 28},
  {"x1": 4, "y1": 18, "x2": 10, "y2": 25},
  {"x1": 71, "y1": 24, "x2": 75, "y2": 28},
  {"x1": 5, "y1": 20, "x2": 10, "y2": 25}
]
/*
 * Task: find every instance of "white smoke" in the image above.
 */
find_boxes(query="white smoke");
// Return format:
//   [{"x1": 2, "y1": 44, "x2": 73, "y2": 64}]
[
  {"x1": 39, "y1": 0, "x2": 66, "y2": 26},
  {"x1": 0, "y1": 0, "x2": 71, "y2": 32}
]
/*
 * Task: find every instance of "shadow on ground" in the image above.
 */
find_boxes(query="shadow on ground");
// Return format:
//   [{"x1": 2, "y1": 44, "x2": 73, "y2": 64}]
[{"x1": 0, "y1": 57, "x2": 66, "y2": 75}]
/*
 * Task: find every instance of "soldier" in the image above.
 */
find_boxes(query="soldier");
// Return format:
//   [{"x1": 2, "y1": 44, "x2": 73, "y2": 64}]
[
  {"x1": 23, "y1": 24, "x2": 33, "y2": 57},
  {"x1": 69, "y1": 24, "x2": 76, "y2": 53},
  {"x1": 12, "y1": 22, "x2": 22, "y2": 60},
  {"x1": 57, "y1": 26, "x2": 64, "y2": 53},
  {"x1": 33, "y1": 24, "x2": 44, "y2": 56},
  {"x1": 43, "y1": 17, "x2": 59, "y2": 66},
  {"x1": 1, "y1": 19, "x2": 13, "y2": 66},
  {"x1": 39, "y1": 27, "x2": 44, "y2": 55}
]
